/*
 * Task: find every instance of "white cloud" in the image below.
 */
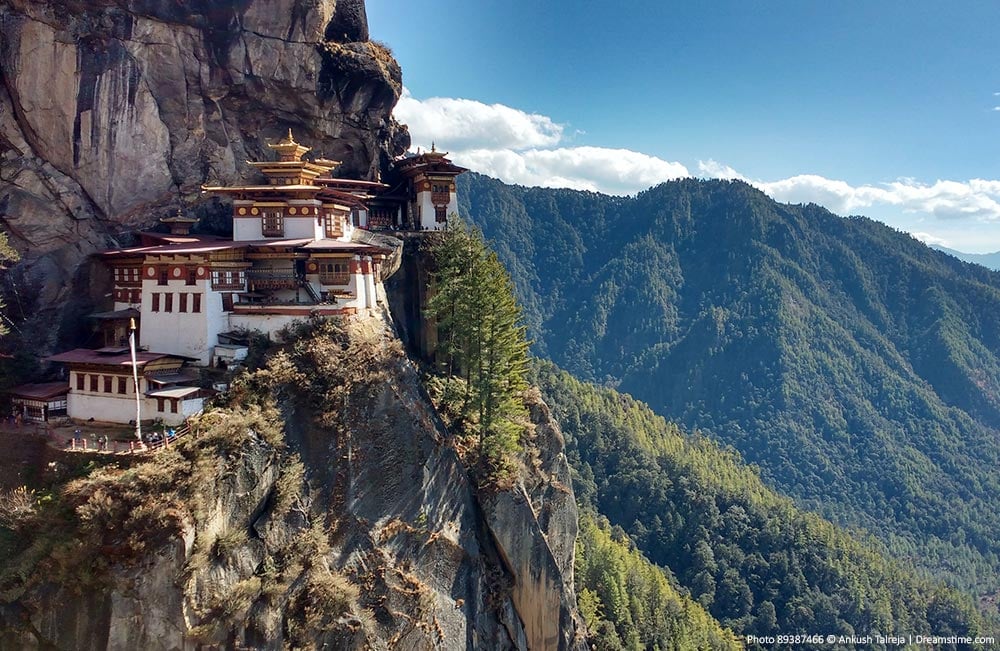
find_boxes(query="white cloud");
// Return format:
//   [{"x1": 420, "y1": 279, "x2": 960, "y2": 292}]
[
  {"x1": 396, "y1": 90, "x2": 688, "y2": 195},
  {"x1": 756, "y1": 175, "x2": 896, "y2": 215},
  {"x1": 911, "y1": 232, "x2": 951, "y2": 247},
  {"x1": 455, "y1": 147, "x2": 688, "y2": 195},
  {"x1": 698, "y1": 159, "x2": 747, "y2": 181},
  {"x1": 748, "y1": 175, "x2": 1000, "y2": 222},
  {"x1": 700, "y1": 160, "x2": 1000, "y2": 223},
  {"x1": 395, "y1": 88, "x2": 562, "y2": 151},
  {"x1": 395, "y1": 90, "x2": 1000, "y2": 227}
]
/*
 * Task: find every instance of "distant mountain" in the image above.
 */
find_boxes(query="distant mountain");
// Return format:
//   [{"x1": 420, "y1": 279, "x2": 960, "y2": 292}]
[
  {"x1": 931, "y1": 245, "x2": 1000, "y2": 271},
  {"x1": 459, "y1": 172, "x2": 1000, "y2": 595},
  {"x1": 539, "y1": 363, "x2": 985, "y2": 639}
]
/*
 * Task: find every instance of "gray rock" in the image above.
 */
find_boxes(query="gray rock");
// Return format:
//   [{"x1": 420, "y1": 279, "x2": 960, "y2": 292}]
[
  {"x1": 0, "y1": 0, "x2": 408, "y2": 353},
  {"x1": 0, "y1": 311, "x2": 586, "y2": 649}
]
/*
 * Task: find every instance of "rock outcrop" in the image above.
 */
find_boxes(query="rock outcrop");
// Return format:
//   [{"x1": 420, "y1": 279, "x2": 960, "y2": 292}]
[
  {"x1": 0, "y1": 0, "x2": 408, "y2": 350},
  {"x1": 0, "y1": 310, "x2": 585, "y2": 649}
]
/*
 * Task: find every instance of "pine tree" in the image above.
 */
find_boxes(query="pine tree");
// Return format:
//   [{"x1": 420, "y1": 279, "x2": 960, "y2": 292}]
[
  {"x1": 425, "y1": 218, "x2": 530, "y2": 478},
  {"x1": 0, "y1": 232, "x2": 18, "y2": 338}
]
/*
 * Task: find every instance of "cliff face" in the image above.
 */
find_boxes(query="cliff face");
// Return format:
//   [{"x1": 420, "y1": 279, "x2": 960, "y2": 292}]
[
  {"x1": 0, "y1": 310, "x2": 585, "y2": 650},
  {"x1": 0, "y1": 0, "x2": 407, "y2": 348}
]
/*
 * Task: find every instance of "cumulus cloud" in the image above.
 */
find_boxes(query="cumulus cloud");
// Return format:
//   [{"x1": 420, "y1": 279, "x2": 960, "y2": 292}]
[
  {"x1": 456, "y1": 147, "x2": 689, "y2": 195},
  {"x1": 396, "y1": 90, "x2": 689, "y2": 195},
  {"x1": 698, "y1": 159, "x2": 748, "y2": 182},
  {"x1": 395, "y1": 88, "x2": 562, "y2": 151},
  {"x1": 757, "y1": 175, "x2": 896, "y2": 215},
  {"x1": 911, "y1": 232, "x2": 951, "y2": 247},
  {"x1": 699, "y1": 158, "x2": 1000, "y2": 223},
  {"x1": 753, "y1": 175, "x2": 1000, "y2": 221},
  {"x1": 395, "y1": 90, "x2": 1000, "y2": 223}
]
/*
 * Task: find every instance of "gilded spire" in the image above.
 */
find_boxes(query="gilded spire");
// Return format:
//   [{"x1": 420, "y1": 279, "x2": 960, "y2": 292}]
[{"x1": 268, "y1": 129, "x2": 311, "y2": 162}]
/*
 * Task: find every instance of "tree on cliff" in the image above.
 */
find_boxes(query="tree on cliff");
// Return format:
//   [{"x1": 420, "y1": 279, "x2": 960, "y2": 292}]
[
  {"x1": 0, "y1": 232, "x2": 18, "y2": 338},
  {"x1": 426, "y1": 218, "x2": 530, "y2": 479}
]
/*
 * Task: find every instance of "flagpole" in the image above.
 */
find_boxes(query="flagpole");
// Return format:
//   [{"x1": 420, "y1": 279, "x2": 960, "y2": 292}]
[{"x1": 129, "y1": 317, "x2": 143, "y2": 447}]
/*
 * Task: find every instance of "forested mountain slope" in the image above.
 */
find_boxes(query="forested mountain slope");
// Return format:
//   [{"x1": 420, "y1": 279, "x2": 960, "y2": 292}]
[
  {"x1": 459, "y1": 173, "x2": 1000, "y2": 593},
  {"x1": 538, "y1": 363, "x2": 985, "y2": 641},
  {"x1": 933, "y1": 245, "x2": 1000, "y2": 271}
]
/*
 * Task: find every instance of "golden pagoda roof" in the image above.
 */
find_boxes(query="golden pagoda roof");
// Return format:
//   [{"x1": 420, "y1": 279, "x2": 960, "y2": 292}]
[{"x1": 268, "y1": 129, "x2": 311, "y2": 162}]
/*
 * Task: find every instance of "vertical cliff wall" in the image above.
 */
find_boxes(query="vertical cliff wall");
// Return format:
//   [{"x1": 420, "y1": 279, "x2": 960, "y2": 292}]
[
  {"x1": 0, "y1": 311, "x2": 585, "y2": 650},
  {"x1": 0, "y1": 0, "x2": 408, "y2": 349}
]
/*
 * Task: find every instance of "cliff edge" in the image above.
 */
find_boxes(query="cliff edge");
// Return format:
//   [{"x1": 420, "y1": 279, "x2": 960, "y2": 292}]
[
  {"x1": 0, "y1": 0, "x2": 408, "y2": 350},
  {"x1": 0, "y1": 310, "x2": 585, "y2": 650}
]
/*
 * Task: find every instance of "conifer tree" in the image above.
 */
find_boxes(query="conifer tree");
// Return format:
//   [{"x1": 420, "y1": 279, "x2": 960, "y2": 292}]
[
  {"x1": 0, "y1": 232, "x2": 18, "y2": 338},
  {"x1": 426, "y1": 217, "x2": 530, "y2": 474}
]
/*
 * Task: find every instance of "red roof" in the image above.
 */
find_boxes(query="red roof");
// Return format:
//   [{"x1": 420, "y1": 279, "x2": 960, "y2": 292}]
[
  {"x1": 7, "y1": 382, "x2": 70, "y2": 400},
  {"x1": 240, "y1": 238, "x2": 314, "y2": 248},
  {"x1": 134, "y1": 241, "x2": 243, "y2": 255},
  {"x1": 317, "y1": 178, "x2": 388, "y2": 190},
  {"x1": 138, "y1": 232, "x2": 226, "y2": 246},
  {"x1": 45, "y1": 349, "x2": 177, "y2": 367},
  {"x1": 300, "y1": 239, "x2": 388, "y2": 253}
]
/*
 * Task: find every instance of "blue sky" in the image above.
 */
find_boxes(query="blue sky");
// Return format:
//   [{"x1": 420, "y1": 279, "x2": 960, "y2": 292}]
[{"x1": 367, "y1": 1, "x2": 1000, "y2": 252}]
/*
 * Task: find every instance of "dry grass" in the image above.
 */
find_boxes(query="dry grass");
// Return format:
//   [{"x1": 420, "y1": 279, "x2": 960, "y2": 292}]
[
  {"x1": 273, "y1": 455, "x2": 305, "y2": 518},
  {"x1": 0, "y1": 486, "x2": 36, "y2": 530}
]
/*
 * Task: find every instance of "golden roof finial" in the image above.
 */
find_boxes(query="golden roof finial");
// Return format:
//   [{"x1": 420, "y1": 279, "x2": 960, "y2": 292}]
[
  {"x1": 269, "y1": 128, "x2": 310, "y2": 161},
  {"x1": 425, "y1": 142, "x2": 447, "y2": 158}
]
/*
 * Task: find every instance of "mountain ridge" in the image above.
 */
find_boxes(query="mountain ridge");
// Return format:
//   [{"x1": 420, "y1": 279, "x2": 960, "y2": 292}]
[
  {"x1": 459, "y1": 171, "x2": 1000, "y2": 595},
  {"x1": 931, "y1": 244, "x2": 1000, "y2": 271}
]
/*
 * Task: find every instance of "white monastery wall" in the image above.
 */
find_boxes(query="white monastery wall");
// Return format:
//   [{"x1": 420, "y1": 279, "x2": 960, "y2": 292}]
[
  {"x1": 233, "y1": 216, "x2": 264, "y2": 241},
  {"x1": 281, "y1": 216, "x2": 322, "y2": 239},
  {"x1": 68, "y1": 392, "x2": 138, "y2": 424},
  {"x1": 140, "y1": 277, "x2": 213, "y2": 364},
  {"x1": 228, "y1": 313, "x2": 308, "y2": 338}
]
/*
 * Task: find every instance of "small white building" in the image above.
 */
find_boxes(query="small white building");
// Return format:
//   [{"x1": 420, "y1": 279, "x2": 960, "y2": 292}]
[
  {"x1": 6, "y1": 382, "x2": 69, "y2": 423},
  {"x1": 46, "y1": 348, "x2": 204, "y2": 426}
]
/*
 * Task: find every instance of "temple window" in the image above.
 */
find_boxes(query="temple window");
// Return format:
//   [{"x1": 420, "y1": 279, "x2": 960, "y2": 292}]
[
  {"x1": 261, "y1": 210, "x2": 284, "y2": 237},
  {"x1": 212, "y1": 270, "x2": 244, "y2": 290},
  {"x1": 90, "y1": 375, "x2": 98, "y2": 392},
  {"x1": 186, "y1": 269, "x2": 197, "y2": 286},
  {"x1": 152, "y1": 293, "x2": 160, "y2": 312},
  {"x1": 158, "y1": 269, "x2": 169, "y2": 286},
  {"x1": 369, "y1": 208, "x2": 393, "y2": 230},
  {"x1": 179, "y1": 293, "x2": 188, "y2": 313},
  {"x1": 130, "y1": 289, "x2": 141, "y2": 304},
  {"x1": 170, "y1": 399, "x2": 178, "y2": 414},
  {"x1": 435, "y1": 206, "x2": 447, "y2": 223},
  {"x1": 117, "y1": 377, "x2": 127, "y2": 395},
  {"x1": 318, "y1": 261, "x2": 350, "y2": 285},
  {"x1": 76, "y1": 373, "x2": 85, "y2": 391},
  {"x1": 193, "y1": 294, "x2": 202, "y2": 313},
  {"x1": 165, "y1": 293, "x2": 173, "y2": 313},
  {"x1": 431, "y1": 183, "x2": 451, "y2": 204},
  {"x1": 103, "y1": 376, "x2": 112, "y2": 393},
  {"x1": 222, "y1": 293, "x2": 234, "y2": 312},
  {"x1": 325, "y1": 213, "x2": 343, "y2": 238}
]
